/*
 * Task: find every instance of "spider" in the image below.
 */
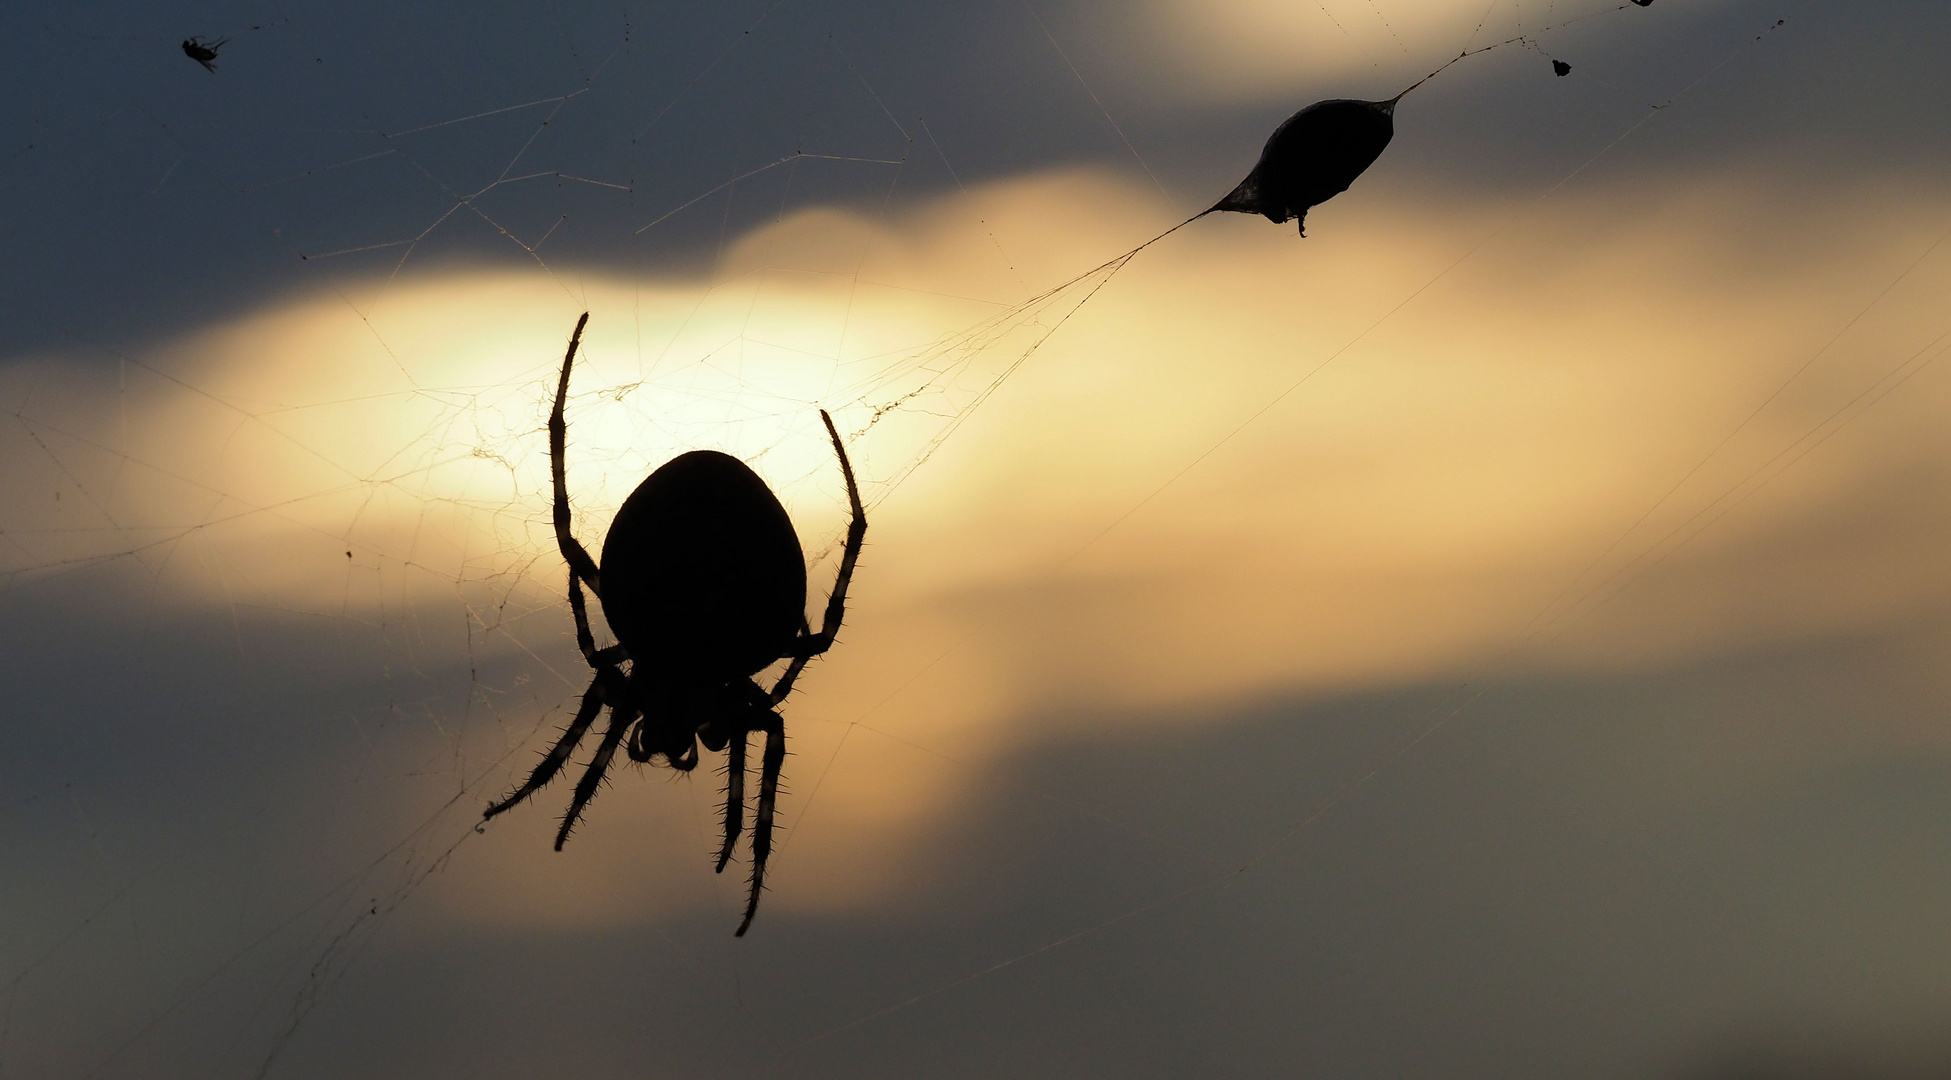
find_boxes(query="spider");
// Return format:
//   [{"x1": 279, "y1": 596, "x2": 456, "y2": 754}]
[
  {"x1": 484, "y1": 313, "x2": 866, "y2": 937},
  {"x1": 181, "y1": 36, "x2": 225, "y2": 72}
]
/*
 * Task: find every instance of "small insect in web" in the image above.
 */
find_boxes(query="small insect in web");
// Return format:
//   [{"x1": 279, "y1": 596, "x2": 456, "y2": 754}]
[
  {"x1": 181, "y1": 36, "x2": 225, "y2": 72},
  {"x1": 485, "y1": 313, "x2": 867, "y2": 937}
]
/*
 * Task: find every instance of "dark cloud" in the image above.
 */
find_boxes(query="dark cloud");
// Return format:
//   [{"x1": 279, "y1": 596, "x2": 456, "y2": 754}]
[
  {"x1": 12, "y1": 554, "x2": 1950, "y2": 1076},
  {"x1": 206, "y1": 619, "x2": 1951, "y2": 1076},
  {"x1": 3, "y1": 0, "x2": 1945, "y2": 357},
  {"x1": 1678, "y1": 1039, "x2": 1951, "y2": 1080}
]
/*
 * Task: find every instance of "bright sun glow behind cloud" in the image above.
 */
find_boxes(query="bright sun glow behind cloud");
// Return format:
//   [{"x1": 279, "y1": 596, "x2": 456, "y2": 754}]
[{"x1": 1135, "y1": 0, "x2": 1732, "y2": 101}]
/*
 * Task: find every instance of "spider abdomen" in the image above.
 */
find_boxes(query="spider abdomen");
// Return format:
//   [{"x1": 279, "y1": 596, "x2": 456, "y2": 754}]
[{"x1": 597, "y1": 450, "x2": 807, "y2": 684}]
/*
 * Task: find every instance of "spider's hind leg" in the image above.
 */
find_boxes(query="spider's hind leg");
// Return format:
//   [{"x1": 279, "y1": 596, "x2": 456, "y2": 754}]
[
  {"x1": 553, "y1": 704, "x2": 639, "y2": 850},
  {"x1": 714, "y1": 729, "x2": 748, "y2": 873},
  {"x1": 735, "y1": 711, "x2": 786, "y2": 937}
]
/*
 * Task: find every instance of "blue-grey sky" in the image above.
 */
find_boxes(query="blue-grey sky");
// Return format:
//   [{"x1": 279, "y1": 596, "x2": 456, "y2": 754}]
[
  {"x1": 4, "y1": 2, "x2": 1951, "y2": 1078},
  {"x1": 5, "y1": 0, "x2": 1943, "y2": 351}
]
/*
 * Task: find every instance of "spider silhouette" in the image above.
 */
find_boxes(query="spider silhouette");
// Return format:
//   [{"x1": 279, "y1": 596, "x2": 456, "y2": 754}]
[
  {"x1": 181, "y1": 36, "x2": 224, "y2": 72},
  {"x1": 485, "y1": 313, "x2": 866, "y2": 936}
]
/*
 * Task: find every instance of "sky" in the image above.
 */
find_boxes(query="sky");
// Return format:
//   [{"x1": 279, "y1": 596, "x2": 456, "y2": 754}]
[{"x1": 3, "y1": 1, "x2": 1951, "y2": 1077}]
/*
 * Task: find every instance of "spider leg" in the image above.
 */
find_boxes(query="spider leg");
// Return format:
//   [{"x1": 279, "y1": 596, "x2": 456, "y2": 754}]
[
  {"x1": 565, "y1": 565, "x2": 628, "y2": 670},
  {"x1": 485, "y1": 677, "x2": 606, "y2": 820},
  {"x1": 714, "y1": 729, "x2": 748, "y2": 873},
  {"x1": 550, "y1": 312, "x2": 603, "y2": 596},
  {"x1": 767, "y1": 618, "x2": 814, "y2": 705},
  {"x1": 554, "y1": 703, "x2": 639, "y2": 851},
  {"x1": 734, "y1": 711, "x2": 786, "y2": 937},
  {"x1": 783, "y1": 410, "x2": 867, "y2": 662}
]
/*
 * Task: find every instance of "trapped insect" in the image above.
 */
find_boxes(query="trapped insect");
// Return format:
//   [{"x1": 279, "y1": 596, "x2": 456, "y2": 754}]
[
  {"x1": 485, "y1": 313, "x2": 866, "y2": 936},
  {"x1": 181, "y1": 36, "x2": 224, "y2": 72}
]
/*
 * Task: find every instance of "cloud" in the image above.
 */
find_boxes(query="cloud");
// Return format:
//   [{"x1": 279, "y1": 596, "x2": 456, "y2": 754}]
[{"x1": 4, "y1": 162, "x2": 1949, "y2": 935}]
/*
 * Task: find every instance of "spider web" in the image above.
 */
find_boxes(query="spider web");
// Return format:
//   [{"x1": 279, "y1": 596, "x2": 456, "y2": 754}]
[
  {"x1": 5, "y1": 1, "x2": 1943, "y2": 1077},
  {"x1": 0, "y1": 5, "x2": 1201, "y2": 1073}
]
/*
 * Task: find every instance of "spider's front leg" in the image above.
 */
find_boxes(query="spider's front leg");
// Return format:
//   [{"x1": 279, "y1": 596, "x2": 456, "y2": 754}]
[
  {"x1": 551, "y1": 312, "x2": 602, "y2": 596},
  {"x1": 800, "y1": 410, "x2": 867, "y2": 657},
  {"x1": 768, "y1": 618, "x2": 815, "y2": 706},
  {"x1": 767, "y1": 411, "x2": 867, "y2": 705},
  {"x1": 566, "y1": 565, "x2": 628, "y2": 671}
]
